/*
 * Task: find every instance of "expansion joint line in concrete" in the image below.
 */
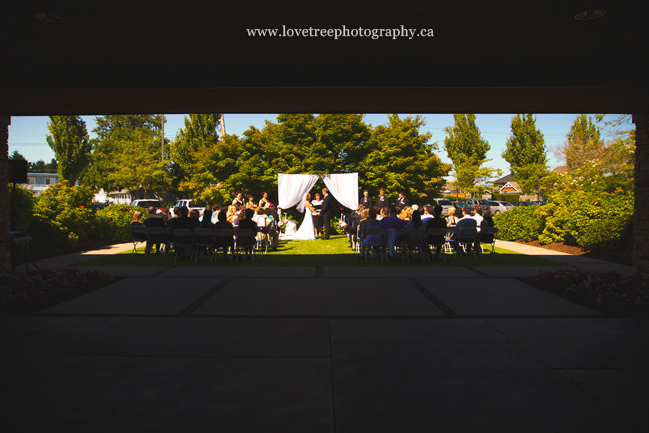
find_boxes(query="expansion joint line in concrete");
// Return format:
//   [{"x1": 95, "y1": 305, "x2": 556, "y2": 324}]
[
  {"x1": 177, "y1": 278, "x2": 233, "y2": 316},
  {"x1": 406, "y1": 278, "x2": 458, "y2": 317}
]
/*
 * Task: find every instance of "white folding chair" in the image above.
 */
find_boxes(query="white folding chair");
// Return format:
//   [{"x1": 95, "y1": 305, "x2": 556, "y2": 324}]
[
  {"x1": 364, "y1": 227, "x2": 386, "y2": 262},
  {"x1": 234, "y1": 228, "x2": 256, "y2": 262},
  {"x1": 444, "y1": 226, "x2": 458, "y2": 257},
  {"x1": 145, "y1": 227, "x2": 165, "y2": 256},
  {"x1": 192, "y1": 228, "x2": 214, "y2": 262},
  {"x1": 172, "y1": 229, "x2": 194, "y2": 262},
  {"x1": 213, "y1": 229, "x2": 235, "y2": 262},
  {"x1": 130, "y1": 226, "x2": 147, "y2": 255},
  {"x1": 405, "y1": 228, "x2": 427, "y2": 261},
  {"x1": 426, "y1": 227, "x2": 448, "y2": 261},
  {"x1": 164, "y1": 227, "x2": 175, "y2": 257},
  {"x1": 478, "y1": 227, "x2": 498, "y2": 257},
  {"x1": 457, "y1": 227, "x2": 478, "y2": 258}
]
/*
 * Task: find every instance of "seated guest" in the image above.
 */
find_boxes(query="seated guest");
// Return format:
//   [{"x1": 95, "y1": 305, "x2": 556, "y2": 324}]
[
  {"x1": 378, "y1": 206, "x2": 389, "y2": 221},
  {"x1": 426, "y1": 205, "x2": 448, "y2": 259},
  {"x1": 199, "y1": 209, "x2": 214, "y2": 229},
  {"x1": 264, "y1": 208, "x2": 279, "y2": 251},
  {"x1": 382, "y1": 207, "x2": 406, "y2": 258},
  {"x1": 474, "y1": 210, "x2": 495, "y2": 253},
  {"x1": 226, "y1": 205, "x2": 237, "y2": 224},
  {"x1": 143, "y1": 206, "x2": 166, "y2": 253},
  {"x1": 473, "y1": 206, "x2": 484, "y2": 228},
  {"x1": 214, "y1": 210, "x2": 235, "y2": 257},
  {"x1": 361, "y1": 208, "x2": 382, "y2": 259},
  {"x1": 188, "y1": 209, "x2": 201, "y2": 229},
  {"x1": 236, "y1": 208, "x2": 258, "y2": 259},
  {"x1": 456, "y1": 206, "x2": 478, "y2": 254},
  {"x1": 446, "y1": 207, "x2": 458, "y2": 226},
  {"x1": 405, "y1": 210, "x2": 426, "y2": 254},
  {"x1": 170, "y1": 206, "x2": 199, "y2": 232},
  {"x1": 421, "y1": 205, "x2": 434, "y2": 221},
  {"x1": 130, "y1": 211, "x2": 144, "y2": 226},
  {"x1": 400, "y1": 206, "x2": 413, "y2": 221},
  {"x1": 166, "y1": 206, "x2": 182, "y2": 227},
  {"x1": 160, "y1": 207, "x2": 169, "y2": 223}
]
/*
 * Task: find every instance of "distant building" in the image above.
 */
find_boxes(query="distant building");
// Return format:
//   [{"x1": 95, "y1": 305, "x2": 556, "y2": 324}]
[
  {"x1": 492, "y1": 174, "x2": 521, "y2": 195},
  {"x1": 23, "y1": 173, "x2": 60, "y2": 196}
]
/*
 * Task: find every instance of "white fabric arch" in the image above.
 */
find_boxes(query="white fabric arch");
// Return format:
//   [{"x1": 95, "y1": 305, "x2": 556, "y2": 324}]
[{"x1": 277, "y1": 173, "x2": 359, "y2": 212}]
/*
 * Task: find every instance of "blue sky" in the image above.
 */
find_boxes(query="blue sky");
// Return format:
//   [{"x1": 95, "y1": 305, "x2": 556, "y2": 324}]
[{"x1": 7, "y1": 113, "x2": 617, "y2": 177}]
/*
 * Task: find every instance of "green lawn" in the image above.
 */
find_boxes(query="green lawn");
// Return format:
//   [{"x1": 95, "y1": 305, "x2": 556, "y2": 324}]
[{"x1": 79, "y1": 235, "x2": 560, "y2": 267}]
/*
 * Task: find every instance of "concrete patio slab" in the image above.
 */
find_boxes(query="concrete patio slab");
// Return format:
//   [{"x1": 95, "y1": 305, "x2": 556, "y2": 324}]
[
  {"x1": 419, "y1": 277, "x2": 599, "y2": 315},
  {"x1": 558, "y1": 369, "x2": 649, "y2": 432},
  {"x1": 70, "y1": 265, "x2": 169, "y2": 277},
  {"x1": 486, "y1": 318, "x2": 649, "y2": 369},
  {"x1": 193, "y1": 278, "x2": 443, "y2": 316},
  {"x1": 71, "y1": 317, "x2": 330, "y2": 357},
  {"x1": 159, "y1": 266, "x2": 315, "y2": 278},
  {"x1": 324, "y1": 266, "x2": 481, "y2": 278},
  {"x1": 0, "y1": 317, "x2": 116, "y2": 386},
  {"x1": 40, "y1": 277, "x2": 221, "y2": 315},
  {"x1": 332, "y1": 338, "x2": 623, "y2": 433},
  {"x1": 330, "y1": 318, "x2": 505, "y2": 340},
  {"x1": 473, "y1": 266, "x2": 577, "y2": 277},
  {"x1": 1, "y1": 355, "x2": 333, "y2": 433}
]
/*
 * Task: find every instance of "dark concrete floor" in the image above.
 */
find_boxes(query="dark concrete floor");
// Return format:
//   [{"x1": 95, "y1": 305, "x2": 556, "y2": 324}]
[{"x1": 1, "y1": 268, "x2": 648, "y2": 432}]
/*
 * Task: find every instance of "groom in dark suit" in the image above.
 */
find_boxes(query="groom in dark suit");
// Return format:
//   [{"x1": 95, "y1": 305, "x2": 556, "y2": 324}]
[{"x1": 320, "y1": 188, "x2": 333, "y2": 240}]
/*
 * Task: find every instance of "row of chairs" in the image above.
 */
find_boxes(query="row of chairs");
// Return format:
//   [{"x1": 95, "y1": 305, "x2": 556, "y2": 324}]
[
  {"x1": 356, "y1": 226, "x2": 498, "y2": 262},
  {"x1": 130, "y1": 226, "x2": 265, "y2": 262}
]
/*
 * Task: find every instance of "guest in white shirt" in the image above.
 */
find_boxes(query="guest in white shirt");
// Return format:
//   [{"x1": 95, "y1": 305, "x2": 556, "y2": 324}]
[
  {"x1": 421, "y1": 205, "x2": 434, "y2": 221},
  {"x1": 473, "y1": 206, "x2": 484, "y2": 229}
]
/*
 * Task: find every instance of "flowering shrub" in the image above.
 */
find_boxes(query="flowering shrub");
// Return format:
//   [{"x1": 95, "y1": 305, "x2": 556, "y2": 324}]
[
  {"x1": 0, "y1": 269, "x2": 114, "y2": 313},
  {"x1": 28, "y1": 214, "x2": 78, "y2": 254},
  {"x1": 36, "y1": 181, "x2": 94, "y2": 217},
  {"x1": 535, "y1": 269, "x2": 649, "y2": 316},
  {"x1": 9, "y1": 184, "x2": 36, "y2": 231}
]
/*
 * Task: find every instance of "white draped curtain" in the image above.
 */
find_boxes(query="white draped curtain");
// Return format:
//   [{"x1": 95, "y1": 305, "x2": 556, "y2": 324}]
[
  {"x1": 277, "y1": 174, "x2": 319, "y2": 212},
  {"x1": 277, "y1": 173, "x2": 359, "y2": 213},
  {"x1": 321, "y1": 173, "x2": 359, "y2": 210}
]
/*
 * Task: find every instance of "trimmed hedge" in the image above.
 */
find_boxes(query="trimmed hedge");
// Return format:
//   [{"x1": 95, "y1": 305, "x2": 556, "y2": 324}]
[
  {"x1": 93, "y1": 204, "x2": 149, "y2": 243},
  {"x1": 494, "y1": 188, "x2": 633, "y2": 252},
  {"x1": 493, "y1": 205, "x2": 542, "y2": 242}
]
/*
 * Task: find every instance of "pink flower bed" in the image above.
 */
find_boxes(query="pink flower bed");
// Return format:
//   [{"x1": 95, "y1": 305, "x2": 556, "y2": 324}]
[
  {"x1": 1, "y1": 269, "x2": 114, "y2": 313},
  {"x1": 535, "y1": 269, "x2": 649, "y2": 315}
]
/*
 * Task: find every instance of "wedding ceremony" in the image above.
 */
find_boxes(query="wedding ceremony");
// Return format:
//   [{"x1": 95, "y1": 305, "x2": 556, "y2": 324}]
[{"x1": 2, "y1": 2, "x2": 649, "y2": 433}]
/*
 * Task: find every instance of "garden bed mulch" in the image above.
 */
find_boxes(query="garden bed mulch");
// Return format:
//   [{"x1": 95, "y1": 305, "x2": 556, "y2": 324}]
[
  {"x1": 518, "y1": 269, "x2": 649, "y2": 318},
  {"x1": 513, "y1": 240, "x2": 631, "y2": 266},
  {"x1": 1, "y1": 269, "x2": 118, "y2": 316}
]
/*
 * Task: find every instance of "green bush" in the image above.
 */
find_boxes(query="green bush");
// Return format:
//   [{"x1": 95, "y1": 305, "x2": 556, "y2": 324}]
[
  {"x1": 35, "y1": 181, "x2": 94, "y2": 218},
  {"x1": 94, "y1": 204, "x2": 149, "y2": 243},
  {"x1": 537, "y1": 188, "x2": 633, "y2": 251},
  {"x1": 491, "y1": 193, "x2": 520, "y2": 202},
  {"x1": 9, "y1": 185, "x2": 35, "y2": 232},
  {"x1": 493, "y1": 205, "x2": 542, "y2": 242},
  {"x1": 27, "y1": 214, "x2": 78, "y2": 255}
]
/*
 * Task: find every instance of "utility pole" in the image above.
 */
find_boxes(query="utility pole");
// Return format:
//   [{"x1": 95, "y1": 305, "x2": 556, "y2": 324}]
[
  {"x1": 220, "y1": 114, "x2": 226, "y2": 137},
  {"x1": 161, "y1": 114, "x2": 165, "y2": 161}
]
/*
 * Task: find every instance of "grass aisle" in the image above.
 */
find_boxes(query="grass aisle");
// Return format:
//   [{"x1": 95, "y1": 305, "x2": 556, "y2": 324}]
[{"x1": 79, "y1": 235, "x2": 559, "y2": 267}]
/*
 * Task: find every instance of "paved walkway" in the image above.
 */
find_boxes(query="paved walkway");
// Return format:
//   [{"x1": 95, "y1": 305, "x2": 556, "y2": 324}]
[{"x1": 3, "y1": 242, "x2": 647, "y2": 432}]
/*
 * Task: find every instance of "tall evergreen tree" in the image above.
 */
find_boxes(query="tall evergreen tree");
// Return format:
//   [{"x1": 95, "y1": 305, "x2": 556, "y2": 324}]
[
  {"x1": 502, "y1": 114, "x2": 548, "y2": 195},
  {"x1": 169, "y1": 114, "x2": 221, "y2": 190},
  {"x1": 46, "y1": 116, "x2": 91, "y2": 185},
  {"x1": 9, "y1": 150, "x2": 27, "y2": 160},
  {"x1": 443, "y1": 114, "x2": 498, "y2": 197}
]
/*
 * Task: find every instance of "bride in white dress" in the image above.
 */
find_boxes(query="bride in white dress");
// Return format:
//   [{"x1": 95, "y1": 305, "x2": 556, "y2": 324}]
[{"x1": 287, "y1": 193, "x2": 319, "y2": 240}]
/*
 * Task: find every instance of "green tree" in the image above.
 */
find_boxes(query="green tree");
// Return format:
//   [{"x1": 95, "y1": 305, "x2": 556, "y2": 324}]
[
  {"x1": 9, "y1": 150, "x2": 27, "y2": 160},
  {"x1": 29, "y1": 158, "x2": 58, "y2": 173},
  {"x1": 360, "y1": 114, "x2": 450, "y2": 202},
  {"x1": 46, "y1": 116, "x2": 91, "y2": 185},
  {"x1": 502, "y1": 114, "x2": 548, "y2": 195},
  {"x1": 83, "y1": 114, "x2": 168, "y2": 196},
  {"x1": 443, "y1": 114, "x2": 499, "y2": 197},
  {"x1": 168, "y1": 114, "x2": 221, "y2": 191}
]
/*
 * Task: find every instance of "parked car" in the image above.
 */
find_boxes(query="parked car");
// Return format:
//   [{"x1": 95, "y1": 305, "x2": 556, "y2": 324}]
[
  {"x1": 457, "y1": 198, "x2": 491, "y2": 213},
  {"x1": 431, "y1": 198, "x2": 454, "y2": 216},
  {"x1": 130, "y1": 199, "x2": 162, "y2": 210},
  {"x1": 511, "y1": 201, "x2": 536, "y2": 207},
  {"x1": 488, "y1": 200, "x2": 513, "y2": 215},
  {"x1": 170, "y1": 199, "x2": 208, "y2": 217}
]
